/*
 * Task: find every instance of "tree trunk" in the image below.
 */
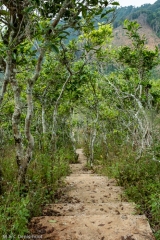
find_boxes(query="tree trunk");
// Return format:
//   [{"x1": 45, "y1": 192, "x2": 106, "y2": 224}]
[
  {"x1": 10, "y1": 73, "x2": 24, "y2": 169},
  {"x1": 42, "y1": 104, "x2": 47, "y2": 134},
  {"x1": 18, "y1": 49, "x2": 45, "y2": 185},
  {"x1": 89, "y1": 127, "x2": 97, "y2": 166},
  {"x1": 11, "y1": 48, "x2": 45, "y2": 185},
  {"x1": 0, "y1": 52, "x2": 12, "y2": 105},
  {"x1": 51, "y1": 73, "x2": 72, "y2": 150},
  {"x1": 89, "y1": 110, "x2": 99, "y2": 166}
]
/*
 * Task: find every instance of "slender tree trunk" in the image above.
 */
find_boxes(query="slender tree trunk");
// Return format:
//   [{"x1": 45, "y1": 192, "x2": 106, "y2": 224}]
[
  {"x1": 69, "y1": 108, "x2": 77, "y2": 159},
  {"x1": 89, "y1": 127, "x2": 97, "y2": 166},
  {"x1": 42, "y1": 104, "x2": 47, "y2": 134},
  {"x1": 0, "y1": 53, "x2": 12, "y2": 105},
  {"x1": 51, "y1": 73, "x2": 72, "y2": 150},
  {"x1": 89, "y1": 110, "x2": 99, "y2": 166},
  {"x1": 10, "y1": 72, "x2": 24, "y2": 169}
]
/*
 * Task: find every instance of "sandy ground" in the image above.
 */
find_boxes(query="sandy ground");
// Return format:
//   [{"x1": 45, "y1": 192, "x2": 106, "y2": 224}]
[{"x1": 29, "y1": 149, "x2": 155, "y2": 240}]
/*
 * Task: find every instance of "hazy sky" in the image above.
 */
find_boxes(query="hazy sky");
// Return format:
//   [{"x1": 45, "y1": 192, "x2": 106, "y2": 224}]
[{"x1": 118, "y1": 0, "x2": 156, "y2": 7}]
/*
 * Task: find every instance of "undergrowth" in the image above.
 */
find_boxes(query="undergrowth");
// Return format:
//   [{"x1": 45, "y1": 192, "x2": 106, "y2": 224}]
[
  {"x1": 0, "y1": 146, "x2": 74, "y2": 239},
  {"x1": 96, "y1": 144, "x2": 160, "y2": 239}
]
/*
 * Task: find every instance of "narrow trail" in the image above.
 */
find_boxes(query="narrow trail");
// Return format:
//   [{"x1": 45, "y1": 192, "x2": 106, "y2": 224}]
[{"x1": 30, "y1": 149, "x2": 155, "y2": 240}]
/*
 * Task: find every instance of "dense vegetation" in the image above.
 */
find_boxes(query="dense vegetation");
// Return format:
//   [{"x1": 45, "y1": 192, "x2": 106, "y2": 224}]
[{"x1": 0, "y1": 0, "x2": 160, "y2": 239}]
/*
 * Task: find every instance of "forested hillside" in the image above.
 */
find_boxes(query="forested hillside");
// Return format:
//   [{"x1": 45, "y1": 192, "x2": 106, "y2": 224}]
[
  {"x1": 113, "y1": 14, "x2": 160, "y2": 50},
  {"x1": 113, "y1": 0, "x2": 160, "y2": 36},
  {"x1": 112, "y1": 0, "x2": 160, "y2": 50},
  {"x1": 112, "y1": 0, "x2": 160, "y2": 80},
  {"x1": 0, "y1": 1, "x2": 160, "y2": 239}
]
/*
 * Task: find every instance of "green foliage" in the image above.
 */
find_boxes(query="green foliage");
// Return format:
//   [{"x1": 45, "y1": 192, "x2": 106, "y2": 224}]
[
  {"x1": 98, "y1": 144, "x2": 160, "y2": 238},
  {"x1": 150, "y1": 79, "x2": 160, "y2": 111},
  {"x1": 119, "y1": 20, "x2": 159, "y2": 75},
  {"x1": 118, "y1": 20, "x2": 159, "y2": 112},
  {"x1": 81, "y1": 23, "x2": 113, "y2": 47},
  {"x1": 0, "y1": 146, "x2": 73, "y2": 238},
  {"x1": 27, "y1": 149, "x2": 70, "y2": 189},
  {"x1": 0, "y1": 190, "x2": 30, "y2": 238}
]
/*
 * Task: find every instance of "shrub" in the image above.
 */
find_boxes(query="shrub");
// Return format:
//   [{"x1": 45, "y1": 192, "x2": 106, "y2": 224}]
[
  {"x1": 97, "y1": 144, "x2": 160, "y2": 239},
  {"x1": 0, "y1": 145, "x2": 72, "y2": 239}
]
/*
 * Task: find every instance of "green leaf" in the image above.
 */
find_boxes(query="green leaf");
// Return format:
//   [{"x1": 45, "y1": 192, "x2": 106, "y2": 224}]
[
  {"x1": 61, "y1": 31, "x2": 70, "y2": 36},
  {"x1": 24, "y1": 6, "x2": 35, "y2": 13},
  {"x1": 111, "y1": 2, "x2": 120, "y2": 5},
  {"x1": 35, "y1": 0, "x2": 40, "y2": 5},
  {"x1": 51, "y1": 44, "x2": 59, "y2": 53},
  {"x1": 101, "y1": 13, "x2": 106, "y2": 18},
  {"x1": 13, "y1": 53, "x2": 17, "y2": 60},
  {"x1": 0, "y1": 10, "x2": 9, "y2": 16},
  {"x1": 31, "y1": 0, "x2": 40, "y2": 6},
  {"x1": 82, "y1": 6, "x2": 87, "y2": 18},
  {"x1": 48, "y1": 219, "x2": 57, "y2": 223}
]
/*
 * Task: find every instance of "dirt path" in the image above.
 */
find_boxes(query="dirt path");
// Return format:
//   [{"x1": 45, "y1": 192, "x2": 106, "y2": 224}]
[{"x1": 30, "y1": 149, "x2": 155, "y2": 240}]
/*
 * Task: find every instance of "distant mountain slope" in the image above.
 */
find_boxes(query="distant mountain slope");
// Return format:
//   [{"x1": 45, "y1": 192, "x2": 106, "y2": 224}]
[
  {"x1": 110, "y1": 0, "x2": 160, "y2": 49},
  {"x1": 113, "y1": 0, "x2": 160, "y2": 37},
  {"x1": 112, "y1": 14, "x2": 160, "y2": 49}
]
